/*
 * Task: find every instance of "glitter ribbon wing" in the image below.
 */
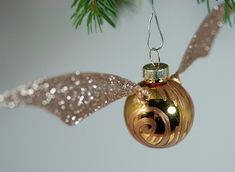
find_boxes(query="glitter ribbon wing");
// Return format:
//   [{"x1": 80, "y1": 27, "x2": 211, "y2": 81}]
[
  {"x1": 176, "y1": 4, "x2": 227, "y2": 75},
  {"x1": 0, "y1": 72, "x2": 140, "y2": 126}
]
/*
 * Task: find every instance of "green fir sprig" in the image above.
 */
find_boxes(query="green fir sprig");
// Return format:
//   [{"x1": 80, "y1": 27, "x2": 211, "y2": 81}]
[
  {"x1": 71, "y1": 0, "x2": 235, "y2": 32},
  {"x1": 70, "y1": 0, "x2": 133, "y2": 33}
]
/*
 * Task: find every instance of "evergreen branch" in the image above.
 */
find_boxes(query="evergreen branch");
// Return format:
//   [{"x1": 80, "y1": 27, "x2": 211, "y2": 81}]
[
  {"x1": 71, "y1": 0, "x2": 235, "y2": 33},
  {"x1": 71, "y1": 0, "x2": 133, "y2": 33}
]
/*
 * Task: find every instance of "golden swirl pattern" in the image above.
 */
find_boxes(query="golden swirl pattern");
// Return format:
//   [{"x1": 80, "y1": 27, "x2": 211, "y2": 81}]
[{"x1": 124, "y1": 79, "x2": 194, "y2": 148}]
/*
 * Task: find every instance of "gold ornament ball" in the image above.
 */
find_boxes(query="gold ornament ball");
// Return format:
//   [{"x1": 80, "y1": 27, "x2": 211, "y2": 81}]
[{"x1": 124, "y1": 63, "x2": 194, "y2": 148}]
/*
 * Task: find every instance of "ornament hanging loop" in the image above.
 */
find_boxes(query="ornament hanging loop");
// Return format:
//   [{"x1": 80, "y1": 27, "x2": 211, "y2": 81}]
[
  {"x1": 149, "y1": 49, "x2": 160, "y2": 65},
  {"x1": 147, "y1": 0, "x2": 164, "y2": 66}
]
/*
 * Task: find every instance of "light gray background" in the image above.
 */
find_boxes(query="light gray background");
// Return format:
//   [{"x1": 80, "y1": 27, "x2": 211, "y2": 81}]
[{"x1": 0, "y1": 0, "x2": 235, "y2": 172}]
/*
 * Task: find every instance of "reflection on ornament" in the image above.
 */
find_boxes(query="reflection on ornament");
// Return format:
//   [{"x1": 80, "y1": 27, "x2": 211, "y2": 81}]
[
  {"x1": 0, "y1": 4, "x2": 229, "y2": 148},
  {"x1": 167, "y1": 106, "x2": 177, "y2": 115}
]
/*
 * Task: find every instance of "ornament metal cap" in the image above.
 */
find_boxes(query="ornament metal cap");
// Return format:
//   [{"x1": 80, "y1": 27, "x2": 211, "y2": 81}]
[{"x1": 143, "y1": 63, "x2": 169, "y2": 82}]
